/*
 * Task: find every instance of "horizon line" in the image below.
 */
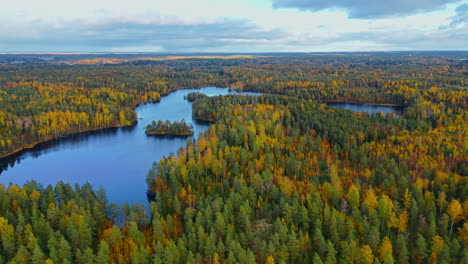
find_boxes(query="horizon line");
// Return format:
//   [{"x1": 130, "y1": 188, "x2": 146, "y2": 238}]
[{"x1": 1, "y1": 50, "x2": 468, "y2": 55}]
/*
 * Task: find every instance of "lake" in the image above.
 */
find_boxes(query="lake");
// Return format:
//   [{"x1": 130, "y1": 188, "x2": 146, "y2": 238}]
[
  {"x1": 328, "y1": 102, "x2": 403, "y2": 116},
  {"x1": 0, "y1": 87, "x2": 260, "y2": 205}
]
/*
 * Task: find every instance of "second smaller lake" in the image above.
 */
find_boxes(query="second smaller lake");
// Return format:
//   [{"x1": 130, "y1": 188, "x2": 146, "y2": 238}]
[{"x1": 328, "y1": 102, "x2": 403, "y2": 116}]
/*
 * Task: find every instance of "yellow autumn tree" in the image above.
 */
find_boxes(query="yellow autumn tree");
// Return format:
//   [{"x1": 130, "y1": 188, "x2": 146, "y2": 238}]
[
  {"x1": 361, "y1": 245, "x2": 374, "y2": 264},
  {"x1": 398, "y1": 211, "x2": 408, "y2": 233},
  {"x1": 363, "y1": 188, "x2": 378, "y2": 212},
  {"x1": 378, "y1": 236, "x2": 393, "y2": 262},
  {"x1": 429, "y1": 235, "x2": 444, "y2": 263},
  {"x1": 447, "y1": 200, "x2": 464, "y2": 236},
  {"x1": 265, "y1": 255, "x2": 275, "y2": 264},
  {"x1": 213, "y1": 253, "x2": 220, "y2": 264},
  {"x1": 457, "y1": 221, "x2": 468, "y2": 244}
]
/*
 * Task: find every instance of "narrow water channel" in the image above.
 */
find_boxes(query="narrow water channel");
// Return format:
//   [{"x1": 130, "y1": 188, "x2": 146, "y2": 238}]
[{"x1": 0, "y1": 87, "x2": 260, "y2": 205}]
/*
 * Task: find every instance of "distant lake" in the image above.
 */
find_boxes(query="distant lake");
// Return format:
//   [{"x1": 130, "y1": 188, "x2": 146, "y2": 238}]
[
  {"x1": 328, "y1": 102, "x2": 403, "y2": 116},
  {"x1": 0, "y1": 87, "x2": 261, "y2": 205}
]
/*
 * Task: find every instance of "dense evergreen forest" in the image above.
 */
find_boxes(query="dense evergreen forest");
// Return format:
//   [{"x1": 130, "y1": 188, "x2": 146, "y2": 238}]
[
  {"x1": 185, "y1": 92, "x2": 207, "y2": 102},
  {"x1": 1, "y1": 53, "x2": 467, "y2": 158},
  {"x1": 0, "y1": 53, "x2": 467, "y2": 263},
  {"x1": 146, "y1": 120, "x2": 194, "y2": 136}
]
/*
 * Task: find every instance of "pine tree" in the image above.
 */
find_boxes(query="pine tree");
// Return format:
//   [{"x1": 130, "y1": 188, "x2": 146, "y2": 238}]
[
  {"x1": 395, "y1": 234, "x2": 409, "y2": 264},
  {"x1": 95, "y1": 241, "x2": 111, "y2": 264},
  {"x1": 31, "y1": 245, "x2": 45, "y2": 264},
  {"x1": 414, "y1": 234, "x2": 428, "y2": 264},
  {"x1": 382, "y1": 253, "x2": 395, "y2": 264},
  {"x1": 57, "y1": 238, "x2": 72, "y2": 264},
  {"x1": 12, "y1": 246, "x2": 31, "y2": 264},
  {"x1": 82, "y1": 248, "x2": 95, "y2": 264},
  {"x1": 312, "y1": 253, "x2": 324, "y2": 264}
]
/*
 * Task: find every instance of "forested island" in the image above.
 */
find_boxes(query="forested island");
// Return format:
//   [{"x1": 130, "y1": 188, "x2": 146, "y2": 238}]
[
  {"x1": 145, "y1": 120, "x2": 194, "y2": 136},
  {"x1": 0, "y1": 52, "x2": 466, "y2": 263},
  {"x1": 184, "y1": 92, "x2": 207, "y2": 102},
  {"x1": 1, "y1": 53, "x2": 467, "y2": 158}
]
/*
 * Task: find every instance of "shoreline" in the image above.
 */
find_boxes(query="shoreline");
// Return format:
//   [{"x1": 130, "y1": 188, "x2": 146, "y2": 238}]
[
  {"x1": 0, "y1": 84, "x2": 223, "y2": 161},
  {"x1": 145, "y1": 132, "x2": 194, "y2": 137},
  {"x1": 0, "y1": 85, "x2": 402, "y2": 160},
  {"x1": 0, "y1": 123, "x2": 133, "y2": 160},
  {"x1": 192, "y1": 117, "x2": 215, "y2": 123},
  {"x1": 324, "y1": 101, "x2": 402, "y2": 107}
]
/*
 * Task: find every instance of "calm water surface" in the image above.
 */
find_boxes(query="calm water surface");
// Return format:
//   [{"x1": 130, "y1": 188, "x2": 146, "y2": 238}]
[
  {"x1": 328, "y1": 102, "x2": 402, "y2": 116},
  {"x1": 0, "y1": 87, "x2": 260, "y2": 205}
]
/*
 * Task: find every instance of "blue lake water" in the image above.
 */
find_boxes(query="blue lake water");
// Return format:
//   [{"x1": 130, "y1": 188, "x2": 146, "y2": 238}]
[
  {"x1": 328, "y1": 102, "x2": 402, "y2": 116},
  {"x1": 0, "y1": 87, "x2": 260, "y2": 205}
]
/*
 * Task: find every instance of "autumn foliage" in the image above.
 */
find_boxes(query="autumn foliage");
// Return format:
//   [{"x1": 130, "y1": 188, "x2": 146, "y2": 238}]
[{"x1": 0, "y1": 53, "x2": 466, "y2": 263}]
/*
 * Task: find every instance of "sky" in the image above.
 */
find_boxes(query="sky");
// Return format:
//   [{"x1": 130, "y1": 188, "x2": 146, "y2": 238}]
[{"x1": 1, "y1": 0, "x2": 467, "y2": 52}]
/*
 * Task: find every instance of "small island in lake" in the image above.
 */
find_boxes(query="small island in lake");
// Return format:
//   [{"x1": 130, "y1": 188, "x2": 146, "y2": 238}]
[
  {"x1": 184, "y1": 92, "x2": 207, "y2": 102},
  {"x1": 145, "y1": 120, "x2": 194, "y2": 136}
]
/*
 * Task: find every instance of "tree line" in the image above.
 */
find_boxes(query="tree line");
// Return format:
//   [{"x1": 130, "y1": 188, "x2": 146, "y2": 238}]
[
  {"x1": 146, "y1": 120, "x2": 194, "y2": 136},
  {"x1": 0, "y1": 53, "x2": 466, "y2": 263}
]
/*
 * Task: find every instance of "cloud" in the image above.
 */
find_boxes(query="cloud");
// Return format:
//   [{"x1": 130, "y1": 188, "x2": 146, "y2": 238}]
[
  {"x1": 0, "y1": 18, "x2": 286, "y2": 52},
  {"x1": 450, "y1": 3, "x2": 468, "y2": 26},
  {"x1": 336, "y1": 25, "x2": 468, "y2": 50},
  {"x1": 272, "y1": 0, "x2": 461, "y2": 19},
  {"x1": 0, "y1": 2, "x2": 466, "y2": 52}
]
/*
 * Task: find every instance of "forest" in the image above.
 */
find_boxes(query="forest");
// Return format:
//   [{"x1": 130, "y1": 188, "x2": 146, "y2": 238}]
[
  {"x1": 146, "y1": 120, "x2": 194, "y2": 136},
  {"x1": 0, "y1": 52, "x2": 466, "y2": 263},
  {"x1": 185, "y1": 92, "x2": 208, "y2": 102}
]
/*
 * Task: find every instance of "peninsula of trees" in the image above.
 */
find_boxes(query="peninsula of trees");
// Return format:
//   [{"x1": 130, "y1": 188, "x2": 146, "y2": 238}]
[
  {"x1": 1, "y1": 53, "x2": 467, "y2": 158},
  {"x1": 0, "y1": 52, "x2": 466, "y2": 263},
  {"x1": 145, "y1": 120, "x2": 194, "y2": 136}
]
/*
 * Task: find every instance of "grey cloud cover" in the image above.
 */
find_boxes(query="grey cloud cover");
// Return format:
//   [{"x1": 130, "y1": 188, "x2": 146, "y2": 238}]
[
  {"x1": 336, "y1": 2, "x2": 468, "y2": 51},
  {"x1": 1, "y1": 2, "x2": 466, "y2": 52},
  {"x1": 337, "y1": 28, "x2": 467, "y2": 49},
  {"x1": 450, "y1": 3, "x2": 468, "y2": 25},
  {"x1": 272, "y1": 0, "x2": 461, "y2": 18},
  {"x1": 0, "y1": 19, "x2": 286, "y2": 52}
]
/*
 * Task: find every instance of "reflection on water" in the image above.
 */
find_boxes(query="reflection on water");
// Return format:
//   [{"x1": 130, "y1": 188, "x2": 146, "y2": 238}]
[
  {"x1": 0, "y1": 127, "x2": 123, "y2": 173},
  {"x1": 0, "y1": 87, "x2": 261, "y2": 205},
  {"x1": 327, "y1": 102, "x2": 403, "y2": 116}
]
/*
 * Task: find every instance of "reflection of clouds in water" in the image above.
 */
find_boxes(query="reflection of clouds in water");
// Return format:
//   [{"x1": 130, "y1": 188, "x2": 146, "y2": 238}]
[
  {"x1": 0, "y1": 126, "x2": 127, "y2": 174},
  {"x1": 0, "y1": 87, "x2": 264, "y2": 204}
]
